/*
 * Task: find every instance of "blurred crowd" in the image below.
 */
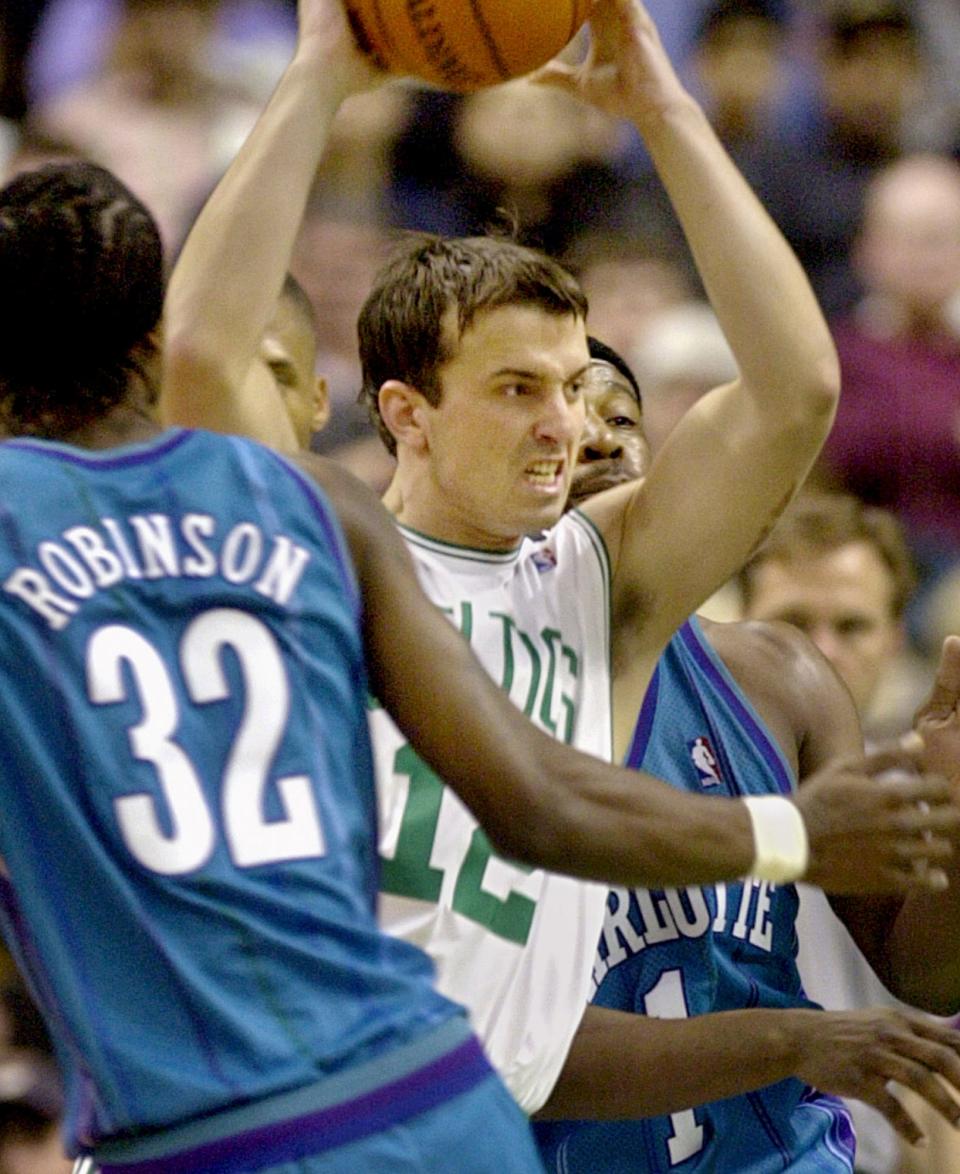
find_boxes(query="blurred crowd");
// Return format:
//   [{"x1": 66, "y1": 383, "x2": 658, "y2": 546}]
[
  {"x1": 2, "y1": 1, "x2": 959, "y2": 555},
  {"x1": 2, "y1": 2, "x2": 960, "y2": 1164}
]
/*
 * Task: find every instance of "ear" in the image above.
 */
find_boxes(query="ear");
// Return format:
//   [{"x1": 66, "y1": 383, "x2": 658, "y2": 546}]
[
  {"x1": 312, "y1": 376, "x2": 330, "y2": 433},
  {"x1": 378, "y1": 380, "x2": 430, "y2": 453}
]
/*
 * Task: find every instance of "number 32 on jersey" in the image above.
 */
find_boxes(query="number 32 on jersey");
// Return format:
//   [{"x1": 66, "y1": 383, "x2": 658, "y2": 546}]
[{"x1": 87, "y1": 608, "x2": 326, "y2": 875}]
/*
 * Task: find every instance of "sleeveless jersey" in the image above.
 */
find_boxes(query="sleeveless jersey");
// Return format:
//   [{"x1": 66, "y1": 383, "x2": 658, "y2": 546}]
[
  {"x1": 371, "y1": 511, "x2": 613, "y2": 1113},
  {"x1": 535, "y1": 617, "x2": 856, "y2": 1172},
  {"x1": 0, "y1": 430, "x2": 469, "y2": 1158}
]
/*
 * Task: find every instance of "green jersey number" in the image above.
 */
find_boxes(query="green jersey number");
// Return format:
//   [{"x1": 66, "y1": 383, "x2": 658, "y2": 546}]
[{"x1": 380, "y1": 744, "x2": 537, "y2": 946}]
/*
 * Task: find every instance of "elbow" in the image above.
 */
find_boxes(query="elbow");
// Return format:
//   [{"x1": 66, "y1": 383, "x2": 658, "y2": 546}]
[{"x1": 797, "y1": 349, "x2": 841, "y2": 425}]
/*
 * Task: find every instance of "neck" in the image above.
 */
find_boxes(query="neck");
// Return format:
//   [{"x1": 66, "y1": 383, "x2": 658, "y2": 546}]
[
  {"x1": 57, "y1": 402, "x2": 163, "y2": 451},
  {"x1": 385, "y1": 468, "x2": 522, "y2": 553}
]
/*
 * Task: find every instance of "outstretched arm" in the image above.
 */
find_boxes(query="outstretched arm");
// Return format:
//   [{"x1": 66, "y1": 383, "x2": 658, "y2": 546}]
[
  {"x1": 301, "y1": 452, "x2": 959, "y2": 894},
  {"x1": 538, "y1": 1, "x2": 839, "y2": 733},
  {"x1": 161, "y1": 0, "x2": 380, "y2": 451},
  {"x1": 539, "y1": 1002, "x2": 960, "y2": 1147}
]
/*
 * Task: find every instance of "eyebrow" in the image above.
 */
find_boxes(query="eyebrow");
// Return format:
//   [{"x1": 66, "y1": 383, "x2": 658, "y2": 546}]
[{"x1": 489, "y1": 364, "x2": 591, "y2": 384}]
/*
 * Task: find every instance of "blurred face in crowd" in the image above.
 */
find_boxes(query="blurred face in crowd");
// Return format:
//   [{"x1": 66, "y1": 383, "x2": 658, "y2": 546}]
[
  {"x1": 820, "y1": 23, "x2": 920, "y2": 142},
  {"x1": 455, "y1": 79, "x2": 616, "y2": 187},
  {"x1": 567, "y1": 359, "x2": 649, "y2": 509},
  {"x1": 694, "y1": 15, "x2": 784, "y2": 135},
  {"x1": 856, "y1": 155, "x2": 960, "y2": 316},
  {"x1": 742, "y1": 541, "x2": 902, "y2": 714}
]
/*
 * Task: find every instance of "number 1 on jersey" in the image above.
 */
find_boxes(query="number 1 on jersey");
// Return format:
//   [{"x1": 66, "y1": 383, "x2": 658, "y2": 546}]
[{"x1": 644, "y1": 968, "x2": 705, "y2": 1165}]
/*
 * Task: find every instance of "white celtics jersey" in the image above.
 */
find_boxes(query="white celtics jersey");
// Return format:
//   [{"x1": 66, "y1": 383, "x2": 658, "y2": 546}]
[{"x1": 372, "y1": 511, "x2": 613, "y2": 1113}]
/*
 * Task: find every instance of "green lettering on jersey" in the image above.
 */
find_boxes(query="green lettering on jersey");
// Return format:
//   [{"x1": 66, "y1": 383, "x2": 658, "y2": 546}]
[
  {"x1": 382, "y1": 744, "x2": 537, "y2": 946},
  {"x1": 379, "y1": 744, "x2": 444, "y2": 902},
  {"x1": 453, "y1": 828, "x2": 535, "y2": 945}
]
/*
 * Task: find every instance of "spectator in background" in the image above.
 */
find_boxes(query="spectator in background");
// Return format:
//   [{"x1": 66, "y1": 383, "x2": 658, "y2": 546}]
[
  {"x1": 290, "y1": 209, "x2": 396, "y2": 490},
  {"x1": 25, "y1": 0, "x2": 294, "y2": 107},
  {"x1": 0, "y1": 1054, "x2": 71, "y2": 1174},
  {"x1": 629, "y1": 301, "x2": 737, "y2": 455},
  {"x1": 570, "y1": 234, "x2": 694, "y2": 362},
  {"x1": 686, "y1": 0, "x2": 800, "y2": 243},
  {"x1": 737, "y1": 492, "x2": 923, "y2": 745},
  {"x1": 28, "y1": 0, "x2": 287, "y2": 251},
  {"x1": 736, "y1": 491, "x2": 958, "y2": 1174},
  {"x1": 386, "y1": 76, "x2": 632, "y2": 257},
  {"x1": 816, "y1": 152, "x2": 960, "y2": 626},
  {"x1": 768, "y1": 0, "x2": 931, "y2": 315}
]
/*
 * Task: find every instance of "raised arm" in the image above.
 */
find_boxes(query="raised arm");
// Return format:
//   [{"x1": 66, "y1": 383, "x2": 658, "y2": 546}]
[
  {"x1": 538, "y1": 1, "x2": 839, "y2": 724},
  {"x1": 301, "y1": 452, "x2": 959, "y2": 895},
  {"x1": 161, "y1": 0, "x2": 379, "y2": 451}
]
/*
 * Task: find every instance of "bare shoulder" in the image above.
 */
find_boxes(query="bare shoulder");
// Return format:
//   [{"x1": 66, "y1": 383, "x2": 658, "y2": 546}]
[
  {"x1": 700, "y1": 616, "x2": 857, "y2": 776},
  {"x1": 287, "y1": 452, "x2": 406, "y2": 568}
]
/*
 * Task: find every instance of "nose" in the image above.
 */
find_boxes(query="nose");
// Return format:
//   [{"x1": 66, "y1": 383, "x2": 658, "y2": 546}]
[
  {"x1": 578, "y1": 407, "x2": 623, "y2": 463},
  {"x1": 533, "y1": 386, "x2": 583, "y2": 447},
  {"x1": 809, "y1": 623, "x2": 844, "y2": 668}
]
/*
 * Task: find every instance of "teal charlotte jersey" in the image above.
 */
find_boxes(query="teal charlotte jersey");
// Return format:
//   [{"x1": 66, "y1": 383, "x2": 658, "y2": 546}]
[
  {"x1": 0, "y1": 429, "x2": 493, "y2": 1168},
  {"x1": 535, "y1": 617, "x2": 855, "y2": 1173}
]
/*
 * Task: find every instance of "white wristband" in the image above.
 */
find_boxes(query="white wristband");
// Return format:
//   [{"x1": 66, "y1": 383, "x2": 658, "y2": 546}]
[{"x1": 743, "y1": 796, "x2": 809, "y2": 884}]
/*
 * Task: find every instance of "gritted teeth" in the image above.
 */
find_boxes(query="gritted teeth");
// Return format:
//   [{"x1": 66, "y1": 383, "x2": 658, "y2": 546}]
[{"x1": 525, "y1": 459, "x2": 562, "y2": 479}]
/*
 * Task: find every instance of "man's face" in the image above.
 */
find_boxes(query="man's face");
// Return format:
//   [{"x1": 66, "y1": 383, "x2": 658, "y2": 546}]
[
  {"x1": 412, "y1": 304, "x2": 589, "y2": 549},
  {"x1": 258, "y1": 296, "x2": 327, "y2": 449},
  {"x1": 743, "y1": 541, "x2": 902, "y2": 714},
  {"x1": 567, "y1": 359, "x2": 650, "y2": 509}
]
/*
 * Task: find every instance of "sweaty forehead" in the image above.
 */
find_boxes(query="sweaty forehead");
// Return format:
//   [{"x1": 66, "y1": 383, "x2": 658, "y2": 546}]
[{"x1": 585, "y1": 360, "x2": 642, "y2": 405}]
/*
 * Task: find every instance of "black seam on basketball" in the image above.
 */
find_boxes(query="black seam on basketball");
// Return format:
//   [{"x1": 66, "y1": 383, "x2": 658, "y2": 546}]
[
  {"x1": 405, "y1": 0, "x2": 487, "y2": 87},
  {"x1": 568, "y1": 0, "x2": 581, "y2": 45},
  {"x1": 368, "y1": 0, "x2": 401, "y2": 64},
  {"x1": 465, "y1": 0, "x2": 511, "y2": 81}
]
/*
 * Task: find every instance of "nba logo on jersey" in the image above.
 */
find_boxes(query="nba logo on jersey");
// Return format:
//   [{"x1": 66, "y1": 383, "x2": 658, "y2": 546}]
[
  {"x1": 532, "y1": 546, "x2": 557, "y2": 573},
  {"x1": 689, "y1": 735, "x2": 722, "y2": 786}
]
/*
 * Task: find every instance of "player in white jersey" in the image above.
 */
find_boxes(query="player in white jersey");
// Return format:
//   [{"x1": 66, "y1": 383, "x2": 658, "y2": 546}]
[
  {"x1": 370, "y1": 512, "x2": 612, "y2": 1108},
  {"x1": 160, "y1": 0, "x2": 960, "y2": 1128}
]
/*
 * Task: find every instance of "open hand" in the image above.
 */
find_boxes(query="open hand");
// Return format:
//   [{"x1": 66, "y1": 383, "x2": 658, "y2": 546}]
[
  {"x1": 530, "y1": 0, "x2": 690, "y2": 123},
  {"x1": 789, "y1": 1005, "x2": 960, "y2": 1146},
  {"x1": 796, "y1": 746, "x2": 960, "y2": 894}
]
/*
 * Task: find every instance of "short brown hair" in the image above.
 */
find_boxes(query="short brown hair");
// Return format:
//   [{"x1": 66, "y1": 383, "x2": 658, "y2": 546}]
[
  {"x1": 737, "y1": 491, "x2": 917, "y2": 618},
  {"x1": 357, "y1": 233, "x2": 587, "y2": 455}
]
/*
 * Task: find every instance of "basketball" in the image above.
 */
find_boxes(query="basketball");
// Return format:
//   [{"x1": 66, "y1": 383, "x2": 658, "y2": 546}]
[{"x1": 345, "y1": 0, "x2": 596, "y2": 91}]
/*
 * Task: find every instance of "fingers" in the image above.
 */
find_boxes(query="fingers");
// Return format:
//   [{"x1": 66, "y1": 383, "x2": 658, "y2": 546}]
[
  {"x1": 870, "y1": 865, "x2": 949, "y2": 894},
  {"x1": 864, "y1": 1086, "x2": 926, "y2": 1147},
  {"x1": 877, "y1": 771, "x2": 959, "y2": 811},
  {"x1": 918, "y1": 635, "x2": 960, "y2": 722},
  {"x1": 528, "y1": 61, "x2": 582, "y2": 93},
  {"x1": 858, "y1": 745, "x2": 933, "y2": 778},
  {"x1": 848, "y1": 1015, "x2": 960, "y2": 1143}
]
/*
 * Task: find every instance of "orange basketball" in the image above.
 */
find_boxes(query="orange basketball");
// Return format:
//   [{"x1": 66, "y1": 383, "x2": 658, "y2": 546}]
[{"x1": 345, "y1": 0, "x2": 596, "y2": 91}]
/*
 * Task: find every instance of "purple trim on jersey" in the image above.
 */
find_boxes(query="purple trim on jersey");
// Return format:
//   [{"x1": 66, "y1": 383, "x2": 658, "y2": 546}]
[
  {"x1": 2, "y1": 430, "x2": 191, "y2": 469},
  {"x1": 97, "y1": 1036, "x2": 492, "y2": 1174},
  {"x1": 262, "y1": 450, "x2": 361, "y2": 620},
  {"x1": 678, "y1": 619, "x2": 794, "y2": 796},
  {"x1": 801, "y1": 1086, "x2": 857, "y2": 1168},
  {"x1": 625, "y1": 662, "x2": 661, "y2": 767},
  {"x1": 746, "y1": 1089, "x2": 791, "y2": 1167}
]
